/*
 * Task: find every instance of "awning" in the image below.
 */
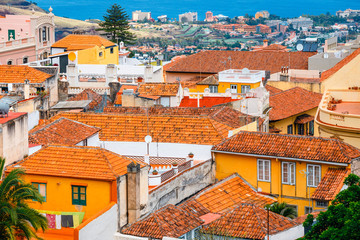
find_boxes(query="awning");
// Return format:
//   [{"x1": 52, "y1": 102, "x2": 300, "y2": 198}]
[{"x1": 295, "y1": 114, "x2": 314, "y2": 124}]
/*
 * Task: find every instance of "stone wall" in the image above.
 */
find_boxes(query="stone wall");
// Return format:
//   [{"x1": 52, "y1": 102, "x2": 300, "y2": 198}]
[{"x1": 148, "y1": 159, "x2": 215, "y2": 212}]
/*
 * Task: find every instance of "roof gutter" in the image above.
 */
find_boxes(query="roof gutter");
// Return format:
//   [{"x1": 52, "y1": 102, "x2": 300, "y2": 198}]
[{"x1": 211, "y1": 150, "x2": 349, "y2": 167}]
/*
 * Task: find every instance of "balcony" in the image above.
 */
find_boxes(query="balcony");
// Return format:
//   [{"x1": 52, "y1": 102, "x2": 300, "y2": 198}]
[
  {"x1": 0, "y1": 37, "x2": 36, "y2": 53},
  {"x1": 316, "y1": 89, "x2": 360, "y2": 131}
]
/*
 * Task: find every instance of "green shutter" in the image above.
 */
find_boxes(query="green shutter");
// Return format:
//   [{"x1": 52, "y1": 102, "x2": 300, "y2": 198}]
[{"x1": 72, "y1": 186, "x2": 86, "y2": 206}]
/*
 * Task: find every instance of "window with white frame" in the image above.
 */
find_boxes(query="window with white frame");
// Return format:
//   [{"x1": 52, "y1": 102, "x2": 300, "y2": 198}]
[
  {"x1": 282, "y1": 162, "x2": 295, "y2": 185},
  {"x1": 258, "y1": 159, "x2": 271, "y2": 182},
  {"x1": 307, "y1": 164, "x2": 321, "y2": 187},
  {"x1": 209, "y1": 85, "x2": 218, "y2": 93}
]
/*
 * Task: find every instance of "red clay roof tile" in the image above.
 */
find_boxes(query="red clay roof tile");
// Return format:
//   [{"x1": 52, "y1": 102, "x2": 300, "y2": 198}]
[
  {"x1": 29, "y1": 117, "x2": 100, "y2": 146},
  {"x1": 312, "y1": 168, "x2": 350, "y2": 201},
  {"x1": 5, "y1": 145, "x2": 145, "y2": 181},
  {"x1": 212, "y1": 131, "x2": 360, "y2": 164},
  {"x1": 0, "y1": 65, "x2": 52, "y2": 83},
  {"x1": 269, "y1": 87, "x2": 322, "y2": 121}
]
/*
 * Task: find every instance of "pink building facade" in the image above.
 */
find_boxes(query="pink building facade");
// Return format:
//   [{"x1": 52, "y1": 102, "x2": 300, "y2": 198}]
[{"x1": 0, "y1": 7, "x2": 55, "y2": 65}]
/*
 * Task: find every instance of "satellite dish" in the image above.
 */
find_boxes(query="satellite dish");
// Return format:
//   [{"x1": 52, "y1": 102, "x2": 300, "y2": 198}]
[
  {"x1": 296, "y1": 43, "x2": 304, "y2": 51},
  {"x1": 145, "y1": 135, "x2": 152, "y2": 143}
]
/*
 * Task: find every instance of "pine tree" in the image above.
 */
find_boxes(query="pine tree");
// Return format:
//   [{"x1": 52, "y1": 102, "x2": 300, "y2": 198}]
[{"x1": 97, "y1": 4, "x2": 136, "y2": 45}]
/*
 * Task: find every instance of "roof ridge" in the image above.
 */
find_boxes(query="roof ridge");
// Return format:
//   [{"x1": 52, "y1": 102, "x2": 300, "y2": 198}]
[
  {"x1": 99, "y1": 149, "x2": 119, "y2": 179},
  {"x1": 251, "y1": 204, "x2": 268, "y2": 236}
]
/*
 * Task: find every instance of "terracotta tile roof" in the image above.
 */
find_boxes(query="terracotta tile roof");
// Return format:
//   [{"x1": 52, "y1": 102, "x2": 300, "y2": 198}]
[
  {"x1": 321, "y1": 48, "x2": 360, "y2": 82},
  {"x1": 48, "y1": 112, "x2": 233, "y2": 145},
  {"x1": 29, "y1": 117, "x2": 100, "y2": 146},
  {"x1": 265, "y1": 85, "x2": 282, "y2": 95},
  {"x1": 137, "y1": 83, "x2": 179, "y2": 96},
  {"x1": 269, "y1": 87, "x2": 322, "y2": 121},
  {"x1": 125, "y1": 156, "x2": 186, "y2": 165},
  {"x1": 259, "y1": 44, "x2": 289, "y2": 52},
  {"x1": 0, "y1": 112, "x2": 27, "y2": 124},
  {"x1": 197, "y1": 74, "x2": 219, "y2": 85},
  {"x1": 294, "y1": 114, "x2": 314, "y2": 124},
  {"x1": 312, "y1": 168, "x2": 350, "y2": 201},
  {"x1": 212, "y1": 131, "x2": 360, "y2": 164},
  {"x1": 103, "y1": 106, "x2": 252, "y2": 129},
  {"x1": 5, "y1": 145, "x2": 145, "y2": 181},
  {"x1": 121, "y1": 204, "x2": 203, "y2": 239},
  {"x1": 193, "y1": 174, "x2": 275, "y2": 213},
  {"x1": 179, "y1": 96, "x2": 238, "y2": 108},
  {"x1": 0, "y1": 66, "x2": 52, "y2": 84},
  {"x1": 165, "y1": 50, "x2": 315, "y2": 74},
  {"x1": 202, "y1": 203, "x2": 298, "y2": 240},
  {"x1": 68, "y1": 89, "x2": 108, "y2": 110},
  {"x1": 51, "y1": 34, "x2": 116, "y2": 49},
  {"x1": 295, "y1": 211, "x2": 322, "y2": 224}
]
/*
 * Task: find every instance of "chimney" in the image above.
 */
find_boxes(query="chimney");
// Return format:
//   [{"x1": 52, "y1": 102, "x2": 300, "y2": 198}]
[
  {"x1": 108, "y1": 81, "x2": 121, "y2": 103},
  {"x1": 24, "y1": 79, "x2": 30, "y2": 99},
  {"x1": 263, "y1": 39, "x2": 268, "y2": 47},
  {"x1": 172, "y1": 163, "x2": 178, "y2": 174},
  {"x1": 144, "y1": 154, "x2": 150, "y2": 165},
  {"x1": 187, "y1": 152, "x2": 194, "y2": 167},
  {"x1": 148, "y1": 169, "x2": 161, "y2": 186},
  {"x1": 127, "y1": 162, "x2": 141, "y2": 224},
  {"x1": 58, "y1": 75, "x2": 69, "y2": 101}
]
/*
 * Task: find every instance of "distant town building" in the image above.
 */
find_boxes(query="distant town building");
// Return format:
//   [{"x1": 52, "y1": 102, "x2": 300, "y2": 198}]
[
  {"x1": 336, "y1": 9, "x2": 360, "y2": 18},
  {"x1": 157, "y1": 15, "x2": 168, "y2": 22},
  {"x1": 287, "y1": 16, "x2": 313, "y2": 30},
  {"x1": 255, "y1": 10, "x2": 270, "y2": 19},
  {"x1": 0, "y1": 7, "x2": 55, "y2": 65},
  {"x1": 179, "y1": 12, "x2": 198, "y2": 23},
  {"x1": 205, "y1": 11, "x2": 215, "y2": 22},
  {"x1": 132, "y1": 10, "x2": 151, "y2": 21}
]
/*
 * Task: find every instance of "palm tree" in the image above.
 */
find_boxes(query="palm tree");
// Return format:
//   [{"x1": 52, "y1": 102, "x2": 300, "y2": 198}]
[
  {"x1": 265, "y1": 202, "x2": 297, "y2": 219},
  {"x1": 0, "y1": 157, "x2": 48, "y2": 239}
]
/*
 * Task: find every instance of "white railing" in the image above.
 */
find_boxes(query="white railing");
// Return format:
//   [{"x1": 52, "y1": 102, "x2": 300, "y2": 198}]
[{"x1": 0, "y1": 37, "x2": 36, "y2": 52}]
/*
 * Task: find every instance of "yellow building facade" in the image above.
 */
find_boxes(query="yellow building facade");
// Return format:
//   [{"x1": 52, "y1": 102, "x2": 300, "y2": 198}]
[
  {"x1": 212, "y1": 131, "x2": 358, "y2": 216},
  {"x1": 24, "y1": 174, "x2": 116, "y2": 220},
  {"x1": 215, "y1": 152, "x2": 348, "y2": 216},
  {"x1": 76, "y1": 45, "x2": 119, "y2": 65}
]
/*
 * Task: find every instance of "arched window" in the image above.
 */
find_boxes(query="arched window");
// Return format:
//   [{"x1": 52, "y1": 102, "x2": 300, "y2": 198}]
[{"x1": 7, "y1": 60, "x2": 13, "y2": 65}]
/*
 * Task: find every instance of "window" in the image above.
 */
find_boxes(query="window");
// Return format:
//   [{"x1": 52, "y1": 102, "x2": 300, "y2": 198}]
[
  {"x1": 99, "y1": 51, "x2": 103, "y2": 57},
  {"x1": 48, "y1": 27, "x2": 50, "y2": 42},
  {"x1": 282, "y1": 162, "x2": 295, "y2": 185},
  {"x1": 287, "y1": 124, "x2": 293, "y2": 134},
  {"x1": 23, "y1": 57, "x2": 28, "y2": 64},
  {"x1": 230, "y1": 84, "x2": 238, "y2": 93},
  {"x1": 309, "y1": 120, "x2": 314, "y2": 136},
  {"x1": 110, "y1": 47, "x2": 114, "y2": 54},
  {"x1": 39, "y1": 28, "x2": 41, "y2": 42},
  {"x1": 42, "y1": 27, "x2": 47, "y2": 41},
  {"x1": 258, "y1": 159, "x2": 271, "y2": 182},
  {"x1": 298, "y1": 124, "x2": 305, "y2": 135},
  {"x1": 7, "y1": 60, "x2": 12, "y2": 65},
  {"x1": 241, "y1": 85, "x2": 251, "y2": 93},
  {"x1": 209, "y1": 85, "x2": 218, "y2": 93},
  {"x1": 307, "y1": 165, "x2": 321, "y2": 187},
  {"x1": 316, "y1": 200, "x2": 329, "y2": 207},
  {"x1": 72, "y1": 185, "x2": 86, "y2": 206},
  {"x1": 305, "y1": 206, "x2": 313, "y2": 214},
  {"x1": 32, "y1": 183, "x2": 46, "y2": 201}
]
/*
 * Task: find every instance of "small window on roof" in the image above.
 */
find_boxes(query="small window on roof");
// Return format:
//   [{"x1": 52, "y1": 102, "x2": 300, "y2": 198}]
[{"x1": 110, "y1": 47, "x2": 114, "y2": 54}]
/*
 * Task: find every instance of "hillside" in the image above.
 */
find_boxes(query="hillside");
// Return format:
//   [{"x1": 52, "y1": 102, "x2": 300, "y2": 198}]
[{"x1": 0, "y1": 0, "x2": 46, "y2": 13}]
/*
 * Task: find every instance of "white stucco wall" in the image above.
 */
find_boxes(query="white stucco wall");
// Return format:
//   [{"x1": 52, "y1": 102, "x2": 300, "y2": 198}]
[
  {"x1": 102, "y1": 141, "x2": 212, "y2": 160},
  {"x1": 114, "y1": 233, "x2": 148, "y2": 240},
  {"x1": 269, "y1": 225, "x2": 304, "y2": 240},
  {"x1": 0, "y1": 114, "x2": 29, "y2": 166},
  {"x1": 88, "y1": 133, "x2": 100, "y2": 146},
  {"x1": 78, "y1": 204, "x2": 118, "y2": 240},
  {"x1": 29, "y1": 145, "x2": 42, "y2": 155},
  {"x1": 28, "y1": 110, "x2": 39, "y2": 131}
]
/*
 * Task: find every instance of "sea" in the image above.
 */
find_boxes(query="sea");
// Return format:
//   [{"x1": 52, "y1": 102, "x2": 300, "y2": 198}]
[{"x1": 35, "y1": 0, "x2": 360, "y2": 21}]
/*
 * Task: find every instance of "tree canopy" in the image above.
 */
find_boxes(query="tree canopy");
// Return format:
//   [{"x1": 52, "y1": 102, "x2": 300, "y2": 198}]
[
  {"x1": 0, "y1": 157, "x2": 48, "y2": 239},
  {"x1": 97, "y1": 4, "x2": 136, "y2": 45},
  {"x1": 302, "y1": 173, "x2": 360, "y2": 239}
]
